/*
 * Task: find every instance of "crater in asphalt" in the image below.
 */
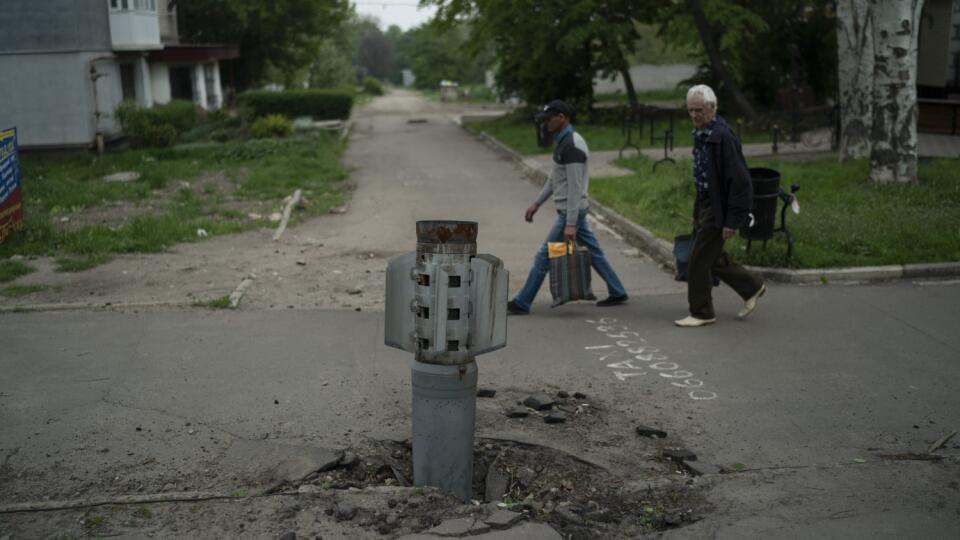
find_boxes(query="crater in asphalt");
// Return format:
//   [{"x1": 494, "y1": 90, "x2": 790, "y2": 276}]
[{"x1": 304, "y1": 437, "x2": 707, "y2": 538}]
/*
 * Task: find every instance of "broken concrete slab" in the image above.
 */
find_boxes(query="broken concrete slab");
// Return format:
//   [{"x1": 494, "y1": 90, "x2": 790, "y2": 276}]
[
  {"x1": 477, "y1": 388, "x2": 497, "y2": 398},
  {"x1": 544, "y1": 412, "x2": 567, "y2": 424},
  {"x1": 485, "y1": 456, "x2": 509, "y2": 503},
  {"x1": 220, "y1": 439, "x2": 343, "y2": 489},
  {"x1": 485, "y1": 509, "x2": 523, "y2": 528},
  {"x1": 473, "y1": 522, "x2": 562, "y2": 540},
  {"x1": 426, "y1": 517, "x2": 475, "y2": 536},
  {"x1": 505, "y1": 406, "x2": 529, "y2": 418},
  {"x1": 522, "y1": 393, "x2": 555, "y2": 410}
]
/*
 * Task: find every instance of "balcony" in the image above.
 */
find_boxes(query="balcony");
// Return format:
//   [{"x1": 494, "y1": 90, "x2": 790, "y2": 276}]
[{"x1": 109, "y1": 0, "x2": 162, "y2": 51}]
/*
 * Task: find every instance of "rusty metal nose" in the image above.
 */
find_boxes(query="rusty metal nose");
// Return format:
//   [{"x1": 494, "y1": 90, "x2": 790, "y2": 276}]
[{"x1": 416, "y1": 220, "x2": 478, "y2": 244}]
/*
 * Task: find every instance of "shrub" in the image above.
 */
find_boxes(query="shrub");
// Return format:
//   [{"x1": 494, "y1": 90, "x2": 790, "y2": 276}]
[
  {"x1": 362, "y1": 77, "x2": 384, "y2": 96},
  {"x1": 250, "y1": 114, "x2": 293, "y2": 139},
  {"x1": 237, "y1": 89, "x2": 353, "y2": 120},
  {"x1": 151, "y1": 100, "x2": 198, "y2": 132},
  {"x1": 115, "y1": 100, "x2": 196, "y2": 147},
  {"x1": 143, "y1": 123, "x2": 178, "y2": 147}
]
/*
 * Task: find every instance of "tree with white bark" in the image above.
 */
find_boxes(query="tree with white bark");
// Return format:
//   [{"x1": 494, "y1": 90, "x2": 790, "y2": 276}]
[{"x1": 837, "y1": 0, "x2": 925, "y2": 183}]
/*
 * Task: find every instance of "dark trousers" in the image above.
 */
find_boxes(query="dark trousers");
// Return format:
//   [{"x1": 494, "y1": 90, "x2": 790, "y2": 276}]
[{"x1": 688, "y1": 197, "x2": 763, "y2": 319}]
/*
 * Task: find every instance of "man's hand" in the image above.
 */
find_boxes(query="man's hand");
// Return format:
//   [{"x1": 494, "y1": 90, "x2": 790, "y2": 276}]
[
  {"x1": 524, "y1": 203, "x2": 539, "y2": 223},
  {"x1": 564, "y1": 225, "x2": 577, "y2": 241},
  {"x1": 722, "y1": 227, "x2": 736, "y2": 240}
]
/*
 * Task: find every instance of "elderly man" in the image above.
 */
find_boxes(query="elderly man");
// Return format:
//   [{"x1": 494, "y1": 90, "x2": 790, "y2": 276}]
[
  {"x1": 675, "y1": 85, "x2": 765, "y2": 327},
  {"x1": 507, "y1": 99, "x2": 628, "y2": 315}
]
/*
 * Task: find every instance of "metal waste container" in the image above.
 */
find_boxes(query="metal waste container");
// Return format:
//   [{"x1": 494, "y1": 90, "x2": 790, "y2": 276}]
[{"x1": 741, "y1": 167, "x2": 780, "y2": 241}]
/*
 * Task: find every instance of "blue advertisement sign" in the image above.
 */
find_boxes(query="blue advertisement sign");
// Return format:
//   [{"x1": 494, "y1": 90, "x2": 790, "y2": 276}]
[{"x1": 0, "y1": 127, "x2": 24, "y2": 243}]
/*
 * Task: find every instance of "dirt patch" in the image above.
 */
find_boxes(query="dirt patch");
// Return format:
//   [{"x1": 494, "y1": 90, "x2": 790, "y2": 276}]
[{"x1": 53, "y1": 169, "x2": 270, "y2": 233}]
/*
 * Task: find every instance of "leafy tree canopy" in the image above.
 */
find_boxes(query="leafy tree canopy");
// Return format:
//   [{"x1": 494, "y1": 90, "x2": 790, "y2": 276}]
[{"x1": 178, "y1": 0, "x2": 350, "y2": 89}]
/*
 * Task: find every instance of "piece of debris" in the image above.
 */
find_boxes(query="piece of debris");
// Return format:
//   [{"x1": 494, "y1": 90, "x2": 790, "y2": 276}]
[
  {"x1": 485, "y1": 509, "x2": 523, "y2": 528},
  {"x1": 196, "y1": 228, "x2": 208, "y2": 238},
  {"x1": 544, "y1": 412, "x2": 567, "y2": 424},
  {"x1": 339, "y1": 451, "x2": 360, "y2": 468},
  {"x1": 269, "y1": 212, "x2": 283, "y2": 222},
  {"x1": 428, "y1": 517, "x2": 475, "y2": 536},
  {"x1": 557, "y1": 390, "x2": 569, "y2": 398},
  {"x1": 477, "y1": 388, "x2": 496, "y2": 398},
  {"x1": 505, "y1": 406, "x2": 529, "y2": 418},
  {"x1": 334, "y1": 503, "x2": 358, "y2": 522},
  {"x1": 928, "y1": 431, "x2": 957, "y2": 454},
  {"x1": 662, "y1": 447, "x2": 697, "y2": 462},
  {"x1": 101, "y1": 171, "x2": 141, "y2": 183},
  {"x1": 485, "y1": 456, "x2": 509, "y2": 503},
  {"x1": 330, "y1": 204, "x2": 349, "y2": 214},
  {"x1": 248, "y1": 213, "x2": 262, "y2": 220},
  {"x1": 347, "y1": 287, "x2": 363, "y2": 295},
  {"x1": 554, "y1": 506, "x2": 585, "y2": 526},
  {"x1": 296, "y1": 260, "x2": 306, "y2": 266},
  {"x1": 635, "y1": 425, "x2": 668, "y2": 439},
  {"x1": 276, "y1": 532, "x2": 296, "y2": 540},
  {"x1": 573, "y1": 392, "x2": 587, "y2": 399},
  {"x1": 522, "y1": 393, "x2": 555, "y2": 410},
  {"x1": 407, "y1": 118, "x2": 428, "y2": 124}
]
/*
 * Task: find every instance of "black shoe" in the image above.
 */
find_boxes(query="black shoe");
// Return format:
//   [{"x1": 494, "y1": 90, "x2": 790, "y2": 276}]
[
  {"x1": 596, "y1": 294, "x2": 628, "y2": 307},
  {"x1": 507, "y1": 300, "x2": 529, "y2": 315}
]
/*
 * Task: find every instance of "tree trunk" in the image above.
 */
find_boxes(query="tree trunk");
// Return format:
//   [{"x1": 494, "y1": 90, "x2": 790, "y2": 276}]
[
  {"x1": 688, "y1": 0, "x2": 758, "y2": 123},
  {"x1": 868, "y1": 0, "x2": 925, "y2": 183},
  {"x1": 837, "y1": 0, "x2": 875, "y2": 160},
  {"x1": 619, "y1": 66, "x2": 639, "y2": 110}
]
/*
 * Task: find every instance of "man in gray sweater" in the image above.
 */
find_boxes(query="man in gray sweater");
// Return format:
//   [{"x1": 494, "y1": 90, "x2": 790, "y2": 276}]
[{"x1": 507, "y1": 100, "x2": 628, "y2": 314}]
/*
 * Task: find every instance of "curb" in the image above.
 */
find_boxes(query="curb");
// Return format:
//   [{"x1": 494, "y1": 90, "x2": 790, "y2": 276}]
[{"x1": 471, "y1": 130, "x2": 960, "y2": 284}]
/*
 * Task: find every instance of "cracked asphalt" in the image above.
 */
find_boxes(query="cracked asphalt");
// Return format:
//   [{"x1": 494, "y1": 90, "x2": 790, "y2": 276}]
[{"x1": 1, "y1": 91, "x2": 959, "y2": 538}]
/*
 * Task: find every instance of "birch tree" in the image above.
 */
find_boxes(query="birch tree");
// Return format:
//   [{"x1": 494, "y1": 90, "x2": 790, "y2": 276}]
[
  {"x1": 836, "y1": 0, "x2": 873, "y2": 159},
  {"x1": 837, "y1": 0, "x2": 925, "y2": 183},
  {"x1": 867, "y1": 0, "x2": 925, "y2": 184}
]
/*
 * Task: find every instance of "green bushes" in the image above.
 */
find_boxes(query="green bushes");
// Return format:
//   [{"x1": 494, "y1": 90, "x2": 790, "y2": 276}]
[
  {"x1": 238, "y1": 89, "x2": 353, "y2": 120},
  {"x1": 116, "y1": 100, "x2": 198, "y2": 148},
  {"x1": 362, "y1": 77, "x2": 385, "y2": 96},
  {"x1": 250, "y1": 114, "x2": 293, "y2": 139}
]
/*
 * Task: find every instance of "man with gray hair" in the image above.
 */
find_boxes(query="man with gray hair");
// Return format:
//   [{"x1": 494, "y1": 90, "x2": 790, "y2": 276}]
[{"x1": 675, "y1": 84, "x2": 765, "y2": 327}]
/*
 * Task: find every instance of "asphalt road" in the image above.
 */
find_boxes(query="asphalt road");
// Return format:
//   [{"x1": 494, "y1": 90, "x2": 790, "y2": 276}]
[{"x1": 2, "y1": 91, "x2": 958, "y2": 538}]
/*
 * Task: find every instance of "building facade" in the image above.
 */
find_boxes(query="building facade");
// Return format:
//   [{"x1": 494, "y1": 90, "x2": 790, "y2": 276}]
[{"x1": 0, "y1": 0, "x2": 237, "y2": 149}]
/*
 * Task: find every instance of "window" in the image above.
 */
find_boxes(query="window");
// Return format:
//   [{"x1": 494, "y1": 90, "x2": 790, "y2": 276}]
[{"x1": 110, "y1": 0, "x2": 118, "y2": 8}]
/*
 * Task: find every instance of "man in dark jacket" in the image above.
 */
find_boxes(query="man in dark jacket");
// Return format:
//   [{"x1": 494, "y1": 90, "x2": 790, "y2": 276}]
[{"x1": 675, "y1": 85, "x2": 765, "y2": 327}]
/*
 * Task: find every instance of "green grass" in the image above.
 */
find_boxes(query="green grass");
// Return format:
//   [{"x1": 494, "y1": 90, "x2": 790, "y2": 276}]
[
  {"x1": 465, "y1": 112, "x2": 772, "y2": 156},
  {"x1": 590, "y1": 155, "x2": 960, "y2": 268},
  {"x1": 0, "y1": 284, "x2": 50, "y2": 297},
  {"x1": 193, "y1": 295, "x2": 232, "y2": 309},
  {"x1": 1, "y1": 133, "x2": 347, "y2": 269},
  {"x1": 0, "y1": 260, "x2": 34, "y2": 283}
]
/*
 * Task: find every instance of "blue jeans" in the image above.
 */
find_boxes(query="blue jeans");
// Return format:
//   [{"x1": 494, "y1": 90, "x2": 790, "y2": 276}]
[{"x1": 512, "y1": 209, "x2": 626, "y2": 312}]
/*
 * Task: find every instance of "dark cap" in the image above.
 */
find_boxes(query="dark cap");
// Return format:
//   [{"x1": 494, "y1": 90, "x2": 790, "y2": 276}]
[{"x1": 535, "y1": 99, "x2": 573, "y2": 121}]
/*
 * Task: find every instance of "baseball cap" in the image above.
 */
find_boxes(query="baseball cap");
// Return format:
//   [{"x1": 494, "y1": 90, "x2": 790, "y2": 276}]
[{"x1": 535, "y1": 99, "x2": 573, "y2": 121}]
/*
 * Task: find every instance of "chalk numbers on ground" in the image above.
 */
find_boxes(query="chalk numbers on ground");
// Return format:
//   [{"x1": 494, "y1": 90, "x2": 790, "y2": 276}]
[{"x1": 584, "y1": 318, "x2": 717, "y2": 401}]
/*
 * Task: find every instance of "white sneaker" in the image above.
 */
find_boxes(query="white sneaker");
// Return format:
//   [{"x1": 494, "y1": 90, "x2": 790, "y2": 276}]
[
  {"x1": 738, "y1": 284, "x2": 766, "y2": 319},
  {"x1": 674, "y1": 316, "x2": 717, "y2": 328}
]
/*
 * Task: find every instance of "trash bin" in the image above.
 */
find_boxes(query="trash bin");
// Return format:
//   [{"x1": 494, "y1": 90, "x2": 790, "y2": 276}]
[{"x1": 741, "y1": 167, "x2": 780, "y2": 241}]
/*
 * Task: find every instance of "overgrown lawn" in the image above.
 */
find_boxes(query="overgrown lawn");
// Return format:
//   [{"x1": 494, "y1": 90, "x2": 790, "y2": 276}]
[
  {"x1": 590, "y1": 155, "x2": 960, "y2": 268},
  {"x1": 1, "y1": 133, "x2": 347, "y2": 270},
  {"x1": 465, "y1": 112, "x2": 772, "y2": 156}
]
